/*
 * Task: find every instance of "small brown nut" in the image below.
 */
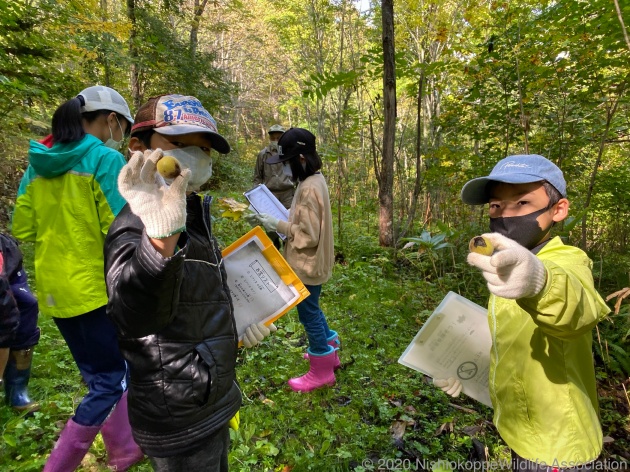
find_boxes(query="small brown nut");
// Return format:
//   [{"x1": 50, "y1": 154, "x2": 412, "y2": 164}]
[
  {"x1": 469, "y1": 236, "x2": 494, "y2": 256},
  {"x1": 156, "y1": 155, "x2": 182, "y2": 179}
]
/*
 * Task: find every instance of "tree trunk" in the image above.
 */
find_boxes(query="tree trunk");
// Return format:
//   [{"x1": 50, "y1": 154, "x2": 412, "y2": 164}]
[
  {"x1": 580, "y1": 83, "x2": 626, "y2": 249},
  {"x1": 398, "y1": 73, "x2": 424, "y2": 240},
  {"x1": 100, "y1": 0, "x2": 111, "y2": 86},
  {"x1": 379, "y1": 0, "x2": 396, "y2": 247},
  {"x1": 190, "y1": 0, "x2": 209, "y2": 58},
  {"x1": 127, "y1": 0, "x2": 140, "y2": 109}
]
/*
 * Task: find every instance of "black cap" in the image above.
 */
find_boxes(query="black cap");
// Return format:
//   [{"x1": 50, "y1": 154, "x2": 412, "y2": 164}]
[{"x1": 267, "y1": 128, "x2": 316, "y2": 164}]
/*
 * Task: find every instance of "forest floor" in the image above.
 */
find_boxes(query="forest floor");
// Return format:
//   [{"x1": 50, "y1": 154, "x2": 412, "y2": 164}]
[{"x1": 1, "y1": 203, "x2": 629, "y2": 471}]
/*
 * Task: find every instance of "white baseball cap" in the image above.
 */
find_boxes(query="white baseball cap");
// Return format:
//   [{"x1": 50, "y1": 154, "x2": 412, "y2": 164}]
[{"x1": 78, "y1": 86, "x2": 134, "y2": 125}]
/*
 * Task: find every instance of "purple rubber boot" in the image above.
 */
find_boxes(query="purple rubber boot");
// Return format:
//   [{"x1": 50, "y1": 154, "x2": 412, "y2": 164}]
[
  {"x1": 101, "y1": 391, "x2": 144, "y2": 470},
  {"x1": 43, "y1": 418, "x2": 100, "y2": 472}
]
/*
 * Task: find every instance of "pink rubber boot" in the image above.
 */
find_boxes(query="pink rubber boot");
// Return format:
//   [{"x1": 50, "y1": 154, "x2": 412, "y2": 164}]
[
  {"x1": 43, "y1": 418, "x2": 100, "y2": 472},
  {"x1": 303, "y1": 331, "x2": 341, "y2": 370},
  {"x1": 289, "y1": 347, "x2": 336, "y2": 392},
  {"x1": 101, "y1": 391, "x2": 144, "y2": 470}
]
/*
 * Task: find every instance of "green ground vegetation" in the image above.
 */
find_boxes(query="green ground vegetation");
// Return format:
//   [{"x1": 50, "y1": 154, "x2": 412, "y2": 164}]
[{"x1": 1, "y1": 198, "x2": 629, "y2": 471}]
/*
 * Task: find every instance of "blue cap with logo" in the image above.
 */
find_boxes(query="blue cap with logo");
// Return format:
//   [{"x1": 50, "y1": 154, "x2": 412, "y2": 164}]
[{"x1": 461, "y1": 154, "x2": 566, "y2": 205}]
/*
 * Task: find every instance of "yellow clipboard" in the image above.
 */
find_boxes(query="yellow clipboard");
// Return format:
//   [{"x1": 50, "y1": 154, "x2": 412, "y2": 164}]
[{"x1": 222, "y1": 226, "x2": 310, "y2": 346}]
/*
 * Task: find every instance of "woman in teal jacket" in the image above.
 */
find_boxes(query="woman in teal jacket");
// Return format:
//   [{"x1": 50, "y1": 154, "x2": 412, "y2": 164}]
[{"x1": 12, "y1": 86, "x2": 143, "y2": 471}]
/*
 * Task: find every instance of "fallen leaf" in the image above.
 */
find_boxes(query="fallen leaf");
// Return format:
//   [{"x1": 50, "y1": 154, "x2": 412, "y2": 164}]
[
  {"x1": 434, "y1": 421, "x2": 454, "y2": 436},
  {"x1": 217, "y1": 197, "x2": 253, "y2": 221},
  {"x1": 390, "y1": 420, "x2": 407, "y2": 440},
  {"x1": 221, "y1": 210, "x2": 244, "y2": 221},
  {"x1": 462, "y1": 425, "x2": 483, "y2": 436}
]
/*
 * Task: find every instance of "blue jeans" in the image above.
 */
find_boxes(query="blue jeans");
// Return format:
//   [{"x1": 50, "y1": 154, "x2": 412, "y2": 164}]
[
  {"x1": 297, "y1": 284, "x2": 334, "y2": 355},
  {"x1": 149, "y1": 424, "x2": 229, "y2": 471},
  {"x1": 53, "y1": 306, "x2": 128, "y2": 426}
]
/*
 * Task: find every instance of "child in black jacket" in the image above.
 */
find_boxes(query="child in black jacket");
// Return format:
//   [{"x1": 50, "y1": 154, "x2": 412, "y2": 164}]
[{"x1": 0, "y1": 234, "x2": 40, "y2": 413}]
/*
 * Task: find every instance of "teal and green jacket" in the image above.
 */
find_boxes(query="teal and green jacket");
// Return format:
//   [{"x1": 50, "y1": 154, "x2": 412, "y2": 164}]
[
  {"x1": 488, "y1": 236, "x2": 610, "y2": 465},
  {"x1": 12, "y1": 134, "x2": 126, "y2": 318}
]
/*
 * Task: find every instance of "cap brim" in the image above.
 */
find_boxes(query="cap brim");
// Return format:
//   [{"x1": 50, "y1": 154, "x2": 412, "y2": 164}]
[
  {"x1": 461, "y1": 178, "x2": 492, "y2": 205},
  {"x1": 461, "y1": 174, "x2": 547, "y2": 204},
  {"x1": 266, "y1": 153, "x2": 292, "y2": 164},
  {"x1": 154, "y1": 125, "x2": 230, "y2": 154}
]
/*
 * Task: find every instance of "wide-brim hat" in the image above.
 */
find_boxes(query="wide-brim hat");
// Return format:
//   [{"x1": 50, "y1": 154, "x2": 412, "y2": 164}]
[
  {"x1": 268, "y1": 124, "x2": 285, "y2": 134},
  {"x1": 461, "y1": 154, "x2": 567, "y2": 205},
  {"x1": 130, "y1": 94, "x2": 230, "y2": 154}
]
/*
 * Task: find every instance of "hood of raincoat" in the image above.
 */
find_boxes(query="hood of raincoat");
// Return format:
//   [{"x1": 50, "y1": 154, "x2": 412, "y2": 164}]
[{"x1": 28, "y1": 134, "x2": 105, "y2": 178}]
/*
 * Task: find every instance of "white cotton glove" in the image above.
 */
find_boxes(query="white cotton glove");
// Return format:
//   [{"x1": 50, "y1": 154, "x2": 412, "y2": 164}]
[
  {"x1": 467, "y1": 232, "x2": 547, "y2": 299},
  {"x1": 256, "y1": 213, "x2": 279, "y2": 232},
  {"x1": 433, "y1": 377, "x2": 463, "y2": 397},
  {"x1": 118, "y1": 150, "x2": 191, "y2": 239},
  {"x1": 242, "y1": 322, "x2": 277, "y2": 348}
]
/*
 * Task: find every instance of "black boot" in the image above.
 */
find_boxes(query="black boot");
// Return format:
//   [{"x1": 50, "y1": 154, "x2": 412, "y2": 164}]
[{"x1": 4, "y1": 348, "x2": 39, "y2": 413}]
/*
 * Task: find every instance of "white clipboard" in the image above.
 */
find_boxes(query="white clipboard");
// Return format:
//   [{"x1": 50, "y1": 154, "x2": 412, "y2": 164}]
[
  {"x1": 243, "y1": 184, "x2": 289, "y2": 240},
  {"x1": 398, "y1": 291, "x2": 492, "y2": 407}
]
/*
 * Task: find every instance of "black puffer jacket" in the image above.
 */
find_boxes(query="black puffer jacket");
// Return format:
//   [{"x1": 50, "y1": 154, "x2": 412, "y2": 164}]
[{"x1": 104, "y1": 194, "x2": 241, "y2": 457}]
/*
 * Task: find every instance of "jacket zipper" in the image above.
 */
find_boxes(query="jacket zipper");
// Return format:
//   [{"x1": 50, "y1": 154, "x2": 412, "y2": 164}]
[
  {"x1": 201, "y1": 194, "x2": 221, "y2": 282},
  {"x1": 201, "y1": 194, "x2": 238, "y2": 347},
  {"x1": 490, "y1": 296, "x2": 500, "y2": 427}
]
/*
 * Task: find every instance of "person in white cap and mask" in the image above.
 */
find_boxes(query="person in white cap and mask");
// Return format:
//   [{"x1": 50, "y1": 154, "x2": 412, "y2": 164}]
[
  {"x1": 104, "y1": 94, "x2": 275, "y2": 470},
  {"x1": 13, "y1": 85, "x2": 143, "y2": 471},
  {"x1": 434, "y1": 154, "x2": 609, "y2": 471}
]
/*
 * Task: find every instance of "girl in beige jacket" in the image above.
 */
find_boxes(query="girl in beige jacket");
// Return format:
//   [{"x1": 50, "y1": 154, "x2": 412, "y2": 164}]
[{"x1": 251, "y1": 128, "x2": 339, "y2": 392}]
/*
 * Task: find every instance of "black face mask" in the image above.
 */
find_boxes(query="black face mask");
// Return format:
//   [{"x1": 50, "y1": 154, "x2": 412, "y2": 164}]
[{"x1": 489, "y1": 206, "x2": 554, "y2": 249}]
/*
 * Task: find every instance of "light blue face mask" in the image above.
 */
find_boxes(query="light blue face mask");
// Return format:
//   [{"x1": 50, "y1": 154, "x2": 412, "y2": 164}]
[
  {"x1": 162, "y1": 146, "x2": 213, "y2": 191},
  {"x1": 104, "y1": 116, "x2": 124, "y2": 150}
]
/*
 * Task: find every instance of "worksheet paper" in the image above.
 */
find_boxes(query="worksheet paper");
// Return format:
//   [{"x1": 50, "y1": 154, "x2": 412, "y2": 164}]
[
  {"x1": 222, "y1": 232, "x2": 301, "y2": 341},
  {"x1": 244, "y1": 184, "x2": 289, "y2": 239},
  {"x1": 398, "y1": 291, "x2": 493, "y2": 407}
]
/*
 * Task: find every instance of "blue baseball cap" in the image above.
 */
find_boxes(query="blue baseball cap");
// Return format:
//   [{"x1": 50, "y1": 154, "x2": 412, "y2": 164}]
[{"x1": 461, "y1": 154, "x2": 566, "y2": 205}]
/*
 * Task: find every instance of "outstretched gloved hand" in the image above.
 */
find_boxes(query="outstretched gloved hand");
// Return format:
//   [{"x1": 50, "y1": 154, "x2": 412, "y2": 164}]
[
  {"x1": 118, "y1": 150, "x2": 191, "y2": 239},
  {"x1": 255, "y1": 213, "x2": 279, "y2": 232},
  {"x1": 242, "y1": 322, "x2": 277, "y2": 348},
  {"x1": 433, "y1": 377, "x2": 463, "y2": 397},
  {"x1": 467, "y1": 232, "x2": 547, "y2": 300}
]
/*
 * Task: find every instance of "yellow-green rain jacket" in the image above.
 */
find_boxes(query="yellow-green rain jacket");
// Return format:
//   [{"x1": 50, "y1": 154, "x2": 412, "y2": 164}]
[
  {"x1": 12, "y1": 134, "x2": 126, "y2": 318},
  {"x1": 488, "y1": 236, "x2": 610, "y2": 465}
]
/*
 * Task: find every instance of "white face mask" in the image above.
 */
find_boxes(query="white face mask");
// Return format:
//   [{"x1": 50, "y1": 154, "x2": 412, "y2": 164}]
[
  {"x1": 268, "y1": 141, "x2": 279, "y2": 152},
  {"x1": 104, "y1": 116, "x2": 124, "y2": 150},
  {"x1": 162, "y1": 146, "x2": 213, "y2": 192}
]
